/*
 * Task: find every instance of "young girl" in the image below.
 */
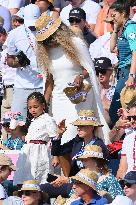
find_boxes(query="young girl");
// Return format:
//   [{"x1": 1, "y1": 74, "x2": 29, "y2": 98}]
[{"x1": 13, "y1": 92, "x2": 59, "y2": 186}]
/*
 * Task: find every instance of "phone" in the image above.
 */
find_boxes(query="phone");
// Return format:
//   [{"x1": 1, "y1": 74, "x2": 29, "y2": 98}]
[{"x1": 47, "y1": 173, "x2": 58, "y2": 183}]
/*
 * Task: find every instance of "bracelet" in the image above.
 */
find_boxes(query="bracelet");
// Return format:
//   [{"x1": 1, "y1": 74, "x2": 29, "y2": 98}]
[
  {"x1": 113, "y1": 30, "x2": 119, "y2": 34},
  {"x1": 113, "y1": 126, "x2": 120, "y2": 131},
  {"x1": 129, "y1": 73, "x2": 135, "y2": 78}
]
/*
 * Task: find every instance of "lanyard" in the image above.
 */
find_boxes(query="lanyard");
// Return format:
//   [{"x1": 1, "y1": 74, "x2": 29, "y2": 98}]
[{"x1": 133, "y1": 135, "x2": 136, "y2": 170}]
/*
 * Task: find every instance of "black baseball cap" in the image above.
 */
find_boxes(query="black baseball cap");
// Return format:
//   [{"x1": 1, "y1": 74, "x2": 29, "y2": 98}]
[
  {"x1": 93, "y1": 57, "x2": 112, "y2": 71},
  {"x1": 124, "y1": 171, "x2": 136, "y2": 184},
  {"x1": 69, "y1": 8, "x2": 86, "y2": 20}
]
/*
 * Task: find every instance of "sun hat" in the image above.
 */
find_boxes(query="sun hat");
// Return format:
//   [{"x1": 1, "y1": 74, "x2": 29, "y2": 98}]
[
  {"x1": 72, "y1": 109, "x2": 103, "y2": 127},
  {"x1": 120, "y1": 84, "x2": 136, "y2": 109},
  {"x1": 69, "y1": 8, "x2": 86, "y2": 20},
  {"x1": 35, "y1": 13, "x2": 61, "y2": 42},
  {"x1": 77, "y1": 145, "x2": 104, "y2": 160},
  {"x1": 63, "y1": 81, "x2": 91, "y2": 104},
  {"x1": 107, "y1": 196, "x2": 134, "y2": 205},
  {"x1": 71, "y1": 169, "x2": 98, "y2": 191},
  {"x1": 124, "y1": 171, "x2": 136, "y2": 184},
  {"x1": 24, "y1": 4, "x2": 41, "y2": 28},
  {"x1": 0, "y1": 153, "x2": 16, "y2": 171}
]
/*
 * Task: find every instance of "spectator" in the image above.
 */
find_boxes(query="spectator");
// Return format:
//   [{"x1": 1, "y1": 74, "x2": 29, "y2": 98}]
[
  {"x1": 0, "y1": 154, "x2": 16, "y2": 200},
  {"x1": 123, "y1": 171, "x2": 136, "y2": 205},
  {"x1": 94, "y1": 0, "x2": 116, "y2": 37},
  {"x1": 71, "y1": 169, "x2": 108, "y2": 205},
  {"x1": 106, "y1": 195, "x2": 134, "y2": 205},
  {"x1": 6, "y1": 4, "x2": 43, "y2": 120},
  {"x1": 12, "y1": 7, "x2": 24, "y2": 29},
  {"x1": 0, "y1": 5, "x2": 12, "y2": 32},
  {"x1": 93, "y1": 57, "x2": 114, "y2": 126},
  {"x1": 35, "y1": 0, "x2": 59, "y2": 19},
  {"x1": 77, "y1": 145, "x2": 124, "y2": 199},
  {"x1": 109, "y1": 1, "x2": 136, "y2": 125},
  {"x1": 68, "y1": 8, "x2": 96, "y2": 45},
  {"x1": 60, "y1": 0, "x2": 100, "y2": 31}
]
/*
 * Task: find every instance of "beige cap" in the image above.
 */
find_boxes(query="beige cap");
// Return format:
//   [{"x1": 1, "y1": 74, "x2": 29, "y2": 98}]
[{"x1": 0, "y1": 154, "x2": 16, "y2": 171}]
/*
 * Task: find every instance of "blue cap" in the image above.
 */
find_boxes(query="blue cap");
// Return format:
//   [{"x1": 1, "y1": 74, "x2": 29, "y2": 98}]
[{"x1": 124, "y1": 171, "x2": 136, "y2": 184}]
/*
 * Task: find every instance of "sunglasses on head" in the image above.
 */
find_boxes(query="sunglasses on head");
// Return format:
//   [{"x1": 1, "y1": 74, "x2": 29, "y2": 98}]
[
  {"x1": 69, "y1": 17, "x2": 81, "y2": 24},
  {"x1": 96, "y1": 69, "x2": 107, "y2": 76},
  {"x1": 127, "y1": 116, "x2": 136, "y2": 121},
  {"x1": 20, "y1": 190, "x2": 38, "y2": 196}
]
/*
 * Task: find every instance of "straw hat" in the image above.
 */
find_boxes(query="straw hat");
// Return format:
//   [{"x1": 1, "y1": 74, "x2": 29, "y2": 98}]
[
  {"x1": 71, "y1": 169, "x2": 98, "y2": 191},
  {"x1": 0, "y1": 154, "x2": 16, "y2": 171},
  {"x1": 120, "y1": 85, "x2": 136, "y2": 109},
  {"x1": 73, "y1": 109, "x2": 103, "y2": 126},
  {"x1": 63, "y1": 81, "x2": 91, "y2": 104},
  {"x1": 35, "y1": 13, "x2": 61, "y2": 42},
  {"x1": 78, "y1": 145, "x2": 104, "y2": 160}
]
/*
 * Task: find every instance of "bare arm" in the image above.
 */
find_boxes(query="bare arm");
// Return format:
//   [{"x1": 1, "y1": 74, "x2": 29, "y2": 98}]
[
  {"x1": 9, "y1": 8, "x2": 19, "y2": 15},
  {"x1": 44, "y1": 74, "x2": 54, "y2": 104},
  {"x1": 125, "y1": 51, "x2": 136, "y2": 86},
  {"x1": 110, "y1": 30, "x2": 119, "y2": 52},
  {"x1": 116, "y1": 156, "x2": 128, "y2": 179}
]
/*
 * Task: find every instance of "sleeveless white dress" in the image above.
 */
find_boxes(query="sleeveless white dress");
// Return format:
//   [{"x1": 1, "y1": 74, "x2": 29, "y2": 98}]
[
  {"x1": 13, "y1": 113, "x2": 57, "y2": 185},
  {"x1": 49, "y1": 37, "x2": 110, "y2": 145}
]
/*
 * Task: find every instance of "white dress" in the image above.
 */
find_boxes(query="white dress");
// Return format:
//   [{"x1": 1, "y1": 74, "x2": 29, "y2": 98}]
[
  {"x1": 49, "y1": 36, "x2": 110, "y2": 145},
  {"x1": 13, "y1": 113, "x2": 57, "y2": 185}
]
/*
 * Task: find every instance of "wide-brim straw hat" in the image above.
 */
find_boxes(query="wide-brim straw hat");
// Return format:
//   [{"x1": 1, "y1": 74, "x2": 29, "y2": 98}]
[
  {"x1": 71, "y1": 169, "x2": 98, "y2": 191},
  {"x1": 78, "y1": 145, "x2": 104, "y2": 160},
  {"x1": 35, "y1": 13, "x2": 61, "y2": 42},
  {"x1": 0, "y1": 153, "x2": 16, "y2": 171},
  {"x1": 120, "y1": 84, "x2": 136, "y2": 109},
  {"x1": 63, "y1": 81, "x2": 91, "y2": 104},
  {"x1": 73, "y1": 109, "x2": 103, "y2": 127}
]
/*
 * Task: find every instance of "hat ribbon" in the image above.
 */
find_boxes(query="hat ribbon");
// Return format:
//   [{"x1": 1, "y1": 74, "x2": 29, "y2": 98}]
[
  {"x1": 78, "y1": 116, "x2": 97, "y2": 121},
  {"x1": 69, "y1": 91, "x2": 87, "y2": 101},
  {"x1": 37, "y1": 19, "x2": 55, "y2": 34},
  {"x1": 82, "y1": 150, "x2": 103, "y2": 158},
  {"x1": 76, "y1": 172, "x2": 96, "y2": 186},
  {"x1": 21, "y1": 184, "x2": 41, "y2": 191}
]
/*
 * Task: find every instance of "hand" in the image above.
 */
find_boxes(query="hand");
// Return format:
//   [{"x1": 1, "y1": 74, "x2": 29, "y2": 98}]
[
  {"x1": 117, "y1": 108, "x2": 128, "y2": 118},
  {"x1": 51, "y1": 156, "x2": 60, "y2": 168},
  {"x1": 51, "y1": 175, "x2": 69, "y2": 187},
  {"x1": 115, "y1": 117, "x2": 131, "y2": 129},
  {"x1": 125, "y1": 76, "x2": 135, "y2": 87},
  {"x1": 57, "y1": 119, "x2": 67, "y2": 137},
  {"x1": 74, "y1": 75, "x2": 83, "y2": 89}
]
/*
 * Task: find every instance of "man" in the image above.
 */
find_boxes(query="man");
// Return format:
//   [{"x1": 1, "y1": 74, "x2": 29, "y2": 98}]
[
  {"x1": 71, "y1": 169, "x2": 108, "y2": 205},
  {"x1": 6, "y1": 4, "x2": 43, "y2": 120},
  {"x1": 60, "y1": 0, "x2": 100, "y2": 31},
  {"x1": 93, "y1": 57, "x2": 114, "y2": 126},
  {"x1": 124, "y1": 171, "x2": 136, "y2": 205},
  {"x1": 117, "y1": 101, "x2": 136, "y2": 179},
  {"x1": 68, "y1": 8, "x2": 96, "y2": 45}
]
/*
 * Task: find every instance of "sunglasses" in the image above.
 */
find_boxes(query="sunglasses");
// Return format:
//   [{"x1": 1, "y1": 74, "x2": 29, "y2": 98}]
[
  {"x1": 124, "y1": 182, "x2": 135, "y2": 188},
  {"x1": 127, "y1": 116, "x2": 136, "y2": 121},
  {"x1": 74, "y1": 180, "x2": 83, "y2": 185},
  {"x1": 20, "y1": 190, "x2": 38, "y2": 196},
  {"x1": 69, "y1": 18, "x2": 81, "y2": 24},
  {"x1": 96, "y1": 69, "x2": 107, "y2": 76}
]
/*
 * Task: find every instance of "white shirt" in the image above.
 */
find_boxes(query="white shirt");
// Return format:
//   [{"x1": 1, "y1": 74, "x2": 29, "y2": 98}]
[
  {"x1": 132, "y1": 13, "x2": 136, "y2": 22},
  {"x1": 7, "y1": 25, "x2": 43, "y2": 89},
  {"x1": 60, "y1": 0, "x2": 100, "y2": 26},
  {"x1": 121, "y1": 130, "x2": 136, "y2": 173},
  {"x1": 0, "y1": 40, "x2": 16, "y2": 86},
  {"x1": 0, "y1": 184, "x2": 8, "y2": 199}
]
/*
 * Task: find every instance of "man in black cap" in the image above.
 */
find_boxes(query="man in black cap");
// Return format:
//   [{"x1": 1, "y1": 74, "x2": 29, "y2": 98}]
[
  {"x1": 93, "y1": 57, "x2": 114, "y2": 126},
  {"x1": 124, "y1": 171, "x2": 136, "y2": 204},
  {"x1": 68, "y1": 8, "x2": 96, "y2": 45}
]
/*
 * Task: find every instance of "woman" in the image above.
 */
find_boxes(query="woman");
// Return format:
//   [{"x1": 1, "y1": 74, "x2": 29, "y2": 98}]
[
  {"x1": 0, "y1": 154, "x2": 16, "y2": 200},
  {"x1": 77, "y1": 144, "x2": 124, "y2": 199},
  {"x1": 109, "y1": 1, "x2": 136, "y2": 125},
  {"x1": 35, "y1": 14, "x2": 110, "y2": 146},
  {"x1": 35, "y1": 0, "x2": 59, "y2": 18},
  {"x1": 16, "y1": 180, "x2": 48, "y2": 205}
]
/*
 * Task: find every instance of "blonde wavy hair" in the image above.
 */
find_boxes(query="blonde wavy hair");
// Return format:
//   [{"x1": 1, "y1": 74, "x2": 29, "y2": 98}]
[{"x1": 36, "y1": 23, "x2": 82, "y2": 76}]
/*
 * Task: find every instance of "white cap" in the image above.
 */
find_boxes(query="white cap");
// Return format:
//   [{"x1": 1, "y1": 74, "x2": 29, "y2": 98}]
[
  {"x1": 24, "y1": 4, "x2": 41, "y2": 27},
  {"x1": 107, "y1": 196, "x2": 134, "y2": 205},
  {"x1": 10, "y1": 119, "x2": 17, "y2": 130}
]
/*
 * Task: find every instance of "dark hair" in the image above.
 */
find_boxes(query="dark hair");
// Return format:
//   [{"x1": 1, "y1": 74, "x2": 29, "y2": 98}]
[
  {"x1": 129, "y1": 0, "x2": 136, "y2": 7},
  {"x1": 0, "y1": 26, "x2": 7, "y2": 35},
  {"x1": 26, "y1": 92, "x2": 48, "y2": 128},
  {"x1": 110, "y1": 1, "x2": 130, "y2": 17},
  {"x1": 94, "y1": 158, "x2": 109, "y2": 175},
  {"x1": 16, "y1": 125, "x2": 28, "y2": 136}
]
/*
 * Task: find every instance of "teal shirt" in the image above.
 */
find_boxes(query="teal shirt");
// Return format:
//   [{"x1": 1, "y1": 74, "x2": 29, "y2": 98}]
[{"x1": 117, "y1": 20, "x2": 136, "y2": 68}]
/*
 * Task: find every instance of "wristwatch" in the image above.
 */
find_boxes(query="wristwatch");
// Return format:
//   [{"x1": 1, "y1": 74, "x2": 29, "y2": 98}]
[{"x1": 129, "y1": 73, "x2": 135, "y2": 78}]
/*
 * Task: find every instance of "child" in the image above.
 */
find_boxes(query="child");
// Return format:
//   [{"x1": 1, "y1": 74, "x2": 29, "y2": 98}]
[
  {"x1": 13, "y1": 92, "x2": 61, "y2": 185},
  {"x1": 0, "y1": 112, "x2": 26, "y2": 150}
]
